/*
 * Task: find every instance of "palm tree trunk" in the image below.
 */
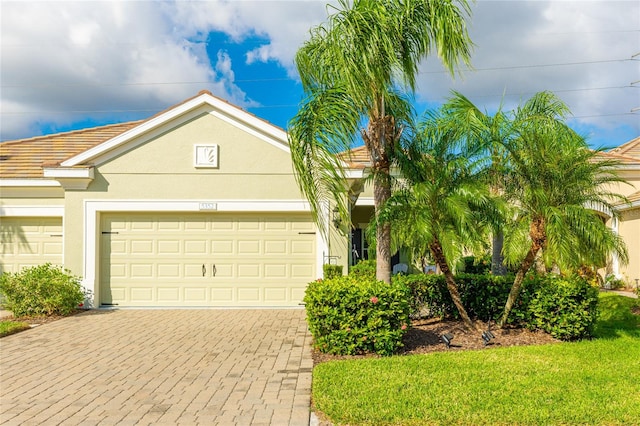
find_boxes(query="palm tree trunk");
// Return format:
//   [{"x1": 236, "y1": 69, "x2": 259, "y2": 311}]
[
  {"x1": 374, "y1": 168, "x2": 392, "y2": 283},
  {"x1": 498, "y1": 243, "x2": 539, "y2": 327},
  {"x1": 491, "y1": 229, "x2": 506, "y2": 276},
  {"x1": 430, "y1": 241, "x2": 474, "y2": 330}
]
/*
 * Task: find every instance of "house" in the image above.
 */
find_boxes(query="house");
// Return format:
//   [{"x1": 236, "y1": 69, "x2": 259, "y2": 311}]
[
  {"x1": 1, "y1": 91, "x2": 638, "y2": 309},
  {"x1": 597, "y1": 137, "x2": 640, "y2": 286},
  {"x1": 0, "y1": 91, "x2": 354, "y2": 308}
]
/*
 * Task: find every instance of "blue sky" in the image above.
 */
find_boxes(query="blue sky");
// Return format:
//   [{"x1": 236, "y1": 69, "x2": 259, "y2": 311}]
[{"x1": 1, "y1": 1, "x2": 638, "y2": 149}]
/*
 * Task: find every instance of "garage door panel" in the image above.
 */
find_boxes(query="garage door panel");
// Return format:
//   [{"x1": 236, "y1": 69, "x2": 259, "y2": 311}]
[
  {"x1": 238, "y1": 287, "x2": 260, "y2": 301},
  {"x1": 130, "y1": 287, "x2": 153, "y2": 302},
  {"x1": 185, "y1": 240, "x2": 208, "y2": 255},
  {"x1": 212, "y1": 263, "x2": 233, "y2": 278},
  {"x1": 0, "y1": 218, "x2": 63, "y2": 274},
  {"x1": 131, "y1": 240, "x2": 154, "y2": 254},
  {"x1": 264, "y1": 287, "x2": 287, "y2": 301},
  {"x1": 212, "y1": 287, "x2": 233, "y2": 302},
  {"x1": 158, "y1": 240, "x2": 181, "y2": 254},
  {"x1": 237, "y1": 263, "x2": 260, "y2": 278},
  {"x1": 237, "y1": 240, "x2": 260, "y2": 254},
  {"x1": 100, "y1": 213, "x2": 316, "y2": 306}
]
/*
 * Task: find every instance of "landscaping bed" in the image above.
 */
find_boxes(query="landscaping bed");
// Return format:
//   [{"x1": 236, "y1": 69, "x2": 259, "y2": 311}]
[{"x1": 312, "y1": 318, "x2": 559, "y2": 365}]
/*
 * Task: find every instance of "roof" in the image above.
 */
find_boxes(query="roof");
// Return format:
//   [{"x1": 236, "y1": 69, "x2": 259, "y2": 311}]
[
  {"x1": 339, "y1": 145, "x2": 370, "y2": 169},
  {"x1": 0, "y1": 121, "x2": 143, "y2": 179},
  {"x1": 609, "y1": 136, "x2": 640, "y2": 159},
  {"x1": 0, "y1": 90, "x2": 288, "y2": 180}
]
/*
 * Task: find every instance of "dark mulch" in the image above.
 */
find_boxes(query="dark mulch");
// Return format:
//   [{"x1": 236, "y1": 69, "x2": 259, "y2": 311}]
[{"x1": 312, "y1": 318, "x2": 560, "y2": 365}]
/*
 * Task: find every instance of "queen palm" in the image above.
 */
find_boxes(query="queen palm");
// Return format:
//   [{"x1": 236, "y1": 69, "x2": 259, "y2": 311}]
[
  {"x1": 498, "y1": 91, "x2": 629, "y2": 326},
  {"x1": 288, "y1": 0, "x2": 473, "y2": 282},
  {"x1": 378, "y1": 113, "x2": 499, "y2": 329},
  {"x1": 440, "y1": 91, "x2": 513, "y2": 275}
]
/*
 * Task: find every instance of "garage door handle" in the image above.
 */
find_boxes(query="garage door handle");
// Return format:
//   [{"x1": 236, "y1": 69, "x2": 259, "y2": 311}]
[
  {"x1": 212, "y1": 264, "x2": 217, "y2": 277},
  {"x1": 202, "y1": 264, "x2": 206, "y2": 277}
]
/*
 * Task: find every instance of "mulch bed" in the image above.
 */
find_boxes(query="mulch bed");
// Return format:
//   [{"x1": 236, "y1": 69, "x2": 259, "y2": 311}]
[{"x1": 312, "y1": 318, "x2": 560, "y2": 365}]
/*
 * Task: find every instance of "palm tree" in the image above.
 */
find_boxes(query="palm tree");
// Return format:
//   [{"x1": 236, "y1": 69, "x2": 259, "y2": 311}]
[
  {"x1": 378, "y1": 113, "x2": 499, "y2": 329},
  {"x1": 497, "y1": 91, "x2": 629, "y2": 326},
  {"x1": 288, "y1": 0, "x2": 473, "y2": 283},
  {"x1": 440, "y1": 91, "x2": 513, "y2": 275}
]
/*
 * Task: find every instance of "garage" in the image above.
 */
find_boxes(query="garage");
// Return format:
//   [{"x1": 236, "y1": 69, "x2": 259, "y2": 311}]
[
  {"x1": 99, "y1": 212, "x2": 317, "y2": 307},
  {"x1": 0, "y1": 217, "x2": 63, "y2": 274}
]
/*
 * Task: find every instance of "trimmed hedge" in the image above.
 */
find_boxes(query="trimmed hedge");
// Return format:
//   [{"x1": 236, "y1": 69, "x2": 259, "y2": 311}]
[
  {"x1": 394, "y1": 272, "x2": 598, "y2": 340},
  {"x1": 0, "y1": 263, "x2": 85, "y2": 317},
  {"x1": 322, "y1": 264, "x2": 343, "y2": 279},
  {"x1": 304, "y1": 276, "x2": 410, "y2": 356},
  {"x1": 526, "y1": 274, "x2": 599, "y2": 340},
  {"x1": 349, "y1": 259, "x2": 376, "y2": 280}
]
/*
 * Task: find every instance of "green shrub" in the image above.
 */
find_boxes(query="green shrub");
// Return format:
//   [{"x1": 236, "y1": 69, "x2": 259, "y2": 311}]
[
  {"x1": 0, "y1": 263, "x2": 85, "y2": 317},
  {"x1": 395, "y1": 272, "x2": 530, "y2": 324},
  {"x1": 392, "y1": 273, "x2": 451, "y2": 319},
  {"x1": 527, "y1": 274, "x2": 599, "y2": 340},
  {"x1": 322, "y1": 264, "x2": 343, "y2": 279},
  {"x1": 604, "y1": 274, "x2": 625, "y2": 290},
  {"x1": 458, "y1": 255, "x2": 491, "y2": 274},
  {"x1": 304, "y1": 275, "x2": 410, "y2": 356},
  {"x1": 350, "y1": 259, "x2": 376, "y2": 279}
]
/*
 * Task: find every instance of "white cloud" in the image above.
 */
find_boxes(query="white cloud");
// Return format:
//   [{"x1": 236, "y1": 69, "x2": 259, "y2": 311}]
[
  {"x1": 0, "y1": 0, "x2": 637, "y2": 145},
  {"x1": 415, "y1": 0, "x2": 639, "y2": 143}
]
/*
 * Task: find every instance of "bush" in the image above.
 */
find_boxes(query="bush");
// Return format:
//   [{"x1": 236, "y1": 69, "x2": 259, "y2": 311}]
[
  {"x1": 322, "y1": 264, "x2": 343, "y2": 279},
  {"x1": 527, "y1": 274, "x2": 599, "y2": 340},
  {"x1": 392, "y1": 273, "x2": 451, "y2": 319},
  {"x1": 304, "y1": 275, "x2": 410, "y2": 356},
  {"x1": 0, "y1": 263, "x2": 85, "y2": 317},
  {"x1": 458, "y1": 255, "x2": 491, "y2": 274},
  {"x1": 604, "y1": 274, "x2": 625, "y2": 290},
  {"x1": 350, "y1": 259, "x2": 376, "y2": 279},
  {"x1": 395, "y1": 272, "x2": 529, "y2": 324}
]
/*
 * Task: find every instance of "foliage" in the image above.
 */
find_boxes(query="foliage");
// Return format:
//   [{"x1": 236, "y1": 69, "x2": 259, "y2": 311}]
[
  {"x1": 497, "y1": 91, "x2": 628, "y2": 326},
  {"x1": 0, "y1": 263, "x2": 85, "y2": 317},
  {"x1": 395, "y1": 273, "x2": 529, "y2": 324},
  {"x1": 289, "y1": 0, "x2": 473, "y2": 282},
  {"x1": 304, "y1": 275, "x2": 410, "y2": 356},
  {"x1": 526, "y1": 275, "x2": 600, "y2": 340},
  {"x1": 349, "y1": 259, "x2": 376, "y2": 280},
  {"x1": 397, "y1": 272, "x2": 597, "y2": 340},
  {"x1": 604, "y1": 274, "x2": 625, "y2": 290},
  {"x1": 322, "y1": 264, "x2": 343, "y2": 280},
  {"x1": 0, "y1": 320, "x2": 31, "y2": 337},
  {"x1": 312, "y1": 296, "x2": 640, "y2": 426},
  {"x1": 458, "y1": 255, "x2": 491, "y2": 274}
]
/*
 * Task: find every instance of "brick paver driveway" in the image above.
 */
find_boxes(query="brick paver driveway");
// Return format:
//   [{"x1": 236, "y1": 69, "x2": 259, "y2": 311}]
[{"x1": 0, "y1": 309, "x2": 313, "y2": 425}]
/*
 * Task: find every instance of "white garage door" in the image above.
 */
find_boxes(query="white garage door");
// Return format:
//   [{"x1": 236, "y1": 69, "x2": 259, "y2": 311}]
[
  {"x1": 100, "y1": 213, "x2": 317, "y2": 307},
  {"x1": 0, "y1": 217, "x2": 63, "y2": 274}
]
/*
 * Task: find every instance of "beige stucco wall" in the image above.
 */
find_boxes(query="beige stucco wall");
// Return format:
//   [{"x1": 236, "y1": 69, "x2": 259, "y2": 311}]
[
  {"x1": 58, "y1": 110, "x2": 339, "y2": 284},
  {"x1": 618, "y1": 207, "x2": 640, "y2": 286}
]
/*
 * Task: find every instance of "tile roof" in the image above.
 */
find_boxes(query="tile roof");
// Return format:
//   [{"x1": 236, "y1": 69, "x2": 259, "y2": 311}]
[
  {"x1": 339, "y1": 145, "x2": 370, "y2": 168},
  {"x1": 609, "y1": 136, "x2": 640, "y2": 159},
  {"x1": 0, "y1": 90, "x2": 294, "y2": 181},
  {"x1": 0, "y1": 121, "x2": 143, "y2": 179}
]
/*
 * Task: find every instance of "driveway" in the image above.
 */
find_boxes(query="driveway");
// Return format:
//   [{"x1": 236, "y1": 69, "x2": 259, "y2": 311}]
[{"x1": 0, "y1": 309, "x2": 313, "y2": 425}]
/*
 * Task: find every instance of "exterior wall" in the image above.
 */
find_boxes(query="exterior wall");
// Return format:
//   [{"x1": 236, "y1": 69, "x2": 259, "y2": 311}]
[
  {"x1": 618, "y1": 207, "x2": 640, "y2": 287},
  {"x1": 51, "y1": 110, "x2": 331, "y2": 304}
]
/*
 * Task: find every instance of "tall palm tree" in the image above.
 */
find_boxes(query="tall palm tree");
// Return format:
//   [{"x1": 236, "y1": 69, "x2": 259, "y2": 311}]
[
  {"x1": 378, "y1": 112, "x2": 499, "y2": 329},
  {"x1": 440, "y1": 91, "x2": 513, "y2": 275},
  {"x1": 288, "y1": 0, "x2": 473, "y2": 282},
  {"x1": 498, "y1": 91, "x2": 629, "y2": 326}
]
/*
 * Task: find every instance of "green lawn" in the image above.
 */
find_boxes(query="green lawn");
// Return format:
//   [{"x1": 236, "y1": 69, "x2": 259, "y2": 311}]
[
  {"x1": 312, "y1": 293, "x2": 640, "y2": 425},
  {"x1": 0, "y1": 320, "x2": 31, "y2": 337}
]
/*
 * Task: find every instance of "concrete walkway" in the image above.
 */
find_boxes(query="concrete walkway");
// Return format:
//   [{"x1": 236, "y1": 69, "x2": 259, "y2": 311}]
[{"x1": 0, "y1": 309, "x2": 313, "y2": 425}]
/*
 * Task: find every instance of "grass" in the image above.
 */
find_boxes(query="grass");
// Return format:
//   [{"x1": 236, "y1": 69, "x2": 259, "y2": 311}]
[
  {"x1": 0, "y1": 320, "x2": 31, "y2": 337},
  {"x1": 312, "y1": 293, "x2": 640, "y2": 425}
]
